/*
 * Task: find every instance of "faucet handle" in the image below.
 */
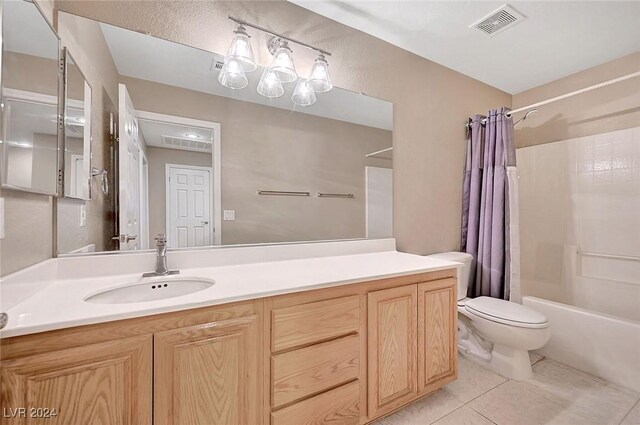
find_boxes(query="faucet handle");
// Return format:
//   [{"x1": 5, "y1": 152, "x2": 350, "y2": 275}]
[{"x1": 155, "y1": 234, "x2": 167, "y2": 244}]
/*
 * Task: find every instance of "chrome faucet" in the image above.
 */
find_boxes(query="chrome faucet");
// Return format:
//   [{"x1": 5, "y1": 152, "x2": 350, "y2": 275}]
[{"x1": 143, "y1": 234, "x2": 179, "y2": 277}]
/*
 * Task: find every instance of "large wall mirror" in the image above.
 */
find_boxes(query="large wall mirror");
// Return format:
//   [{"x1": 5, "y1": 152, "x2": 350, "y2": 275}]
[
  {"x1": 56, "y1": 12, "x2": 393, "y2": 255},
  {"x1": 1, "y1": 0, "x2": 61, "y2": 195}
]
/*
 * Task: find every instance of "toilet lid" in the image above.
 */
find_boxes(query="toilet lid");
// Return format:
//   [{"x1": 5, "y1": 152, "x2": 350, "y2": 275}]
[{"x1": 465, "y1": 297, "x2": 548, "y2": 328}]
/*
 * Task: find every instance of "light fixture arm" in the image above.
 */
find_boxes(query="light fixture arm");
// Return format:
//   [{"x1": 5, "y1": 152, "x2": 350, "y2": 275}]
[{"x1": 228, "y1": 15, "x2": 331, "y2": 57}]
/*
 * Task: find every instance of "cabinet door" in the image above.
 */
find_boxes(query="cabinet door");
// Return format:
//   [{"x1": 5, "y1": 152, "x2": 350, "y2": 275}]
[
  {"x1": 418, "y1": 278, "x2": 457, "y2": 393},
  {"x1": 1, "y1": 335, "x2": 152, "y2": 425},
  {"x1": 154, "y1": 315, "x2": 260, "y2": 425},
  {"x1": 367, "y1": 285, "x2": 417, "y2": 418}
]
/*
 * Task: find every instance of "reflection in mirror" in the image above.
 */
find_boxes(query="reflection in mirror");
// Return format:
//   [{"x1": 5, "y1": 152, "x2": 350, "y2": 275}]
[
  {"x1": 56, "y1": 12, "x2": 393, "y2": 255},
  {"x1": 63, "y1": 50, "x2": 92, "y2": 199},
  {"x1": 1, "y1": 0, "x2": 60, "y2": 195}
]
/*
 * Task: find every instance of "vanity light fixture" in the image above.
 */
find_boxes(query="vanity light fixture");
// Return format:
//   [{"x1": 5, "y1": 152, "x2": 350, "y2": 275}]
[
  {"x1": 266, "y1": 38, "x2": 297, "y2": 83},
  {"x1": 292, "y1": 79, "x2": 317, "y2": 106},
  {"x1": 307, "y1": 53, "x2": 332, "y2": 93},
  {"x1": 257, "y1": 68, "x2": 284, "y2": 98},
  {"x1": 224, "y1": 24, "x2": 256, "y2": 72},
  {"x1": 218, "y1": 57, "x2": 248, "y2": 89},
  {"x1": 220, "y1": 16, "x2": 333, "y2": 106}
]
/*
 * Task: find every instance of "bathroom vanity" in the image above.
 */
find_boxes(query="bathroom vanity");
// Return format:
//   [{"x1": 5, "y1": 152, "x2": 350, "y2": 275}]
[{"x1": 0, "y1": 244, "x2": 459, "y2": 425}]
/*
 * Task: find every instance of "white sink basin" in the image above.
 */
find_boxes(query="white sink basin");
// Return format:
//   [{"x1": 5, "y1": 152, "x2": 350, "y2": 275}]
[{"x1": 85, "y1": 276, "x2": 214, "y2": 304}]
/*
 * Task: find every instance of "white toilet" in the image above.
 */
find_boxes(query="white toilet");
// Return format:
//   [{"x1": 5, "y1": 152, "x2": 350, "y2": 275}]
[{"x1": 429, "y1": 252, "x2": 550, "y2": 381}]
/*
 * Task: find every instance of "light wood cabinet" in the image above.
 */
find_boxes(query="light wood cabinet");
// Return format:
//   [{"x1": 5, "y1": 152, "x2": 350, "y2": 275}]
[
  {"x1": 1, "y1": 270, "x2": 458, "y2": 425},
  {"x1": 271, "y1": 380, "x2": 361, "y2": 425},
  {"x1": 418, "y1": 279, "x2": 457, "y2": 393},
  {"x1": 367, "y1": 278, "x2": 457, "y2": 420},
  {"x1": 367, "y1": 285, "x2": 418, "y2": 418},
  {"x1": 272, "y1": 335, "x2": 360, "y2": 408},
  {"x1": 154, "y1": 315, "x2": 260, "y2": 425},
  {"x1": 1, "y1": 335, "x2": 152, "y2": 425},
  {"x1": 271, "y1": 295, "x2": 360, "y2": 352}
]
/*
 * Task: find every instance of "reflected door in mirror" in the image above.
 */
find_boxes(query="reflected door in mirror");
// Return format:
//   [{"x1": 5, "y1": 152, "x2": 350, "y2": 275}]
[
  {"x1": 167, "y1": 165, "x2": 212, "y2": 248},
  {"x1": 118, "y1": 84, "x2": 141, "y2": 250}
]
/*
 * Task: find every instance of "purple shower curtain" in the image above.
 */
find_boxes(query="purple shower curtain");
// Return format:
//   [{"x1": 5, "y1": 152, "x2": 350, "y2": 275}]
[{"x1": 461, "y1": 107, "x2": 516, "y2": 300}]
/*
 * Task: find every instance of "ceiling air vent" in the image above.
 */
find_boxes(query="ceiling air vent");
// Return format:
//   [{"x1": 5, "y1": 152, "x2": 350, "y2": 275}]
[
  {"x1": 161, "y1": 135, "x2": 212, "y2": 153},
  {"x1": 470, "y1": 4, "x2": 525, "y2": 36}
]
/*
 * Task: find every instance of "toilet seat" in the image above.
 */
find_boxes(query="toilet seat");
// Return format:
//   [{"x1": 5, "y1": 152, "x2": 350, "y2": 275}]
[{"x1": 464, "y1": 297, "x2": 549, "y2": 329}]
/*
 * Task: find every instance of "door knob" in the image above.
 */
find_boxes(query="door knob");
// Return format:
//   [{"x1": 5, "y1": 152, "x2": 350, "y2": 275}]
[{"x1": 201, "y1": 221, "x2": 209, "y2": 225}]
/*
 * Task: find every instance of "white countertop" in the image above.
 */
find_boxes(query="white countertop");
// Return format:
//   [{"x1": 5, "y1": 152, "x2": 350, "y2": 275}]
[{"x1": 1, "y1": 242, "x2": 460, "y2": 338}]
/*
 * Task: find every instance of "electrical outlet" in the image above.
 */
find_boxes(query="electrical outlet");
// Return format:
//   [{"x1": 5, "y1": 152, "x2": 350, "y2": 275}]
[{"x1": 223, "y1": 210, "x2": 235, "y2": 221}]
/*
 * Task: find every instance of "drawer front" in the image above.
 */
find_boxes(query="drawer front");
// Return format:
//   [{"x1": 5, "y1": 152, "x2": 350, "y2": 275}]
[
  {"x1": 271, "y1": 296, "x2": 360, "y2": 352},
  {"x1": 272, "y1": 335, "x2": 360, "y2": 408},
  {"x1": 271, "y1": 380, "x2": 360, "y2": 425}
]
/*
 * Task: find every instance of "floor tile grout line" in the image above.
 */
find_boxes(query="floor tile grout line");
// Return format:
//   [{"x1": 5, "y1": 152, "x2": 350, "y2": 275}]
[
  {"x1": 618, "y1": 398, "x2": 640, "y2": 425},
  {"x1": 460, "y1": 376, "x2": 509, "y2": 405},
  {"x1": 427, "y1": 404, "x2": 467, "y2": 425},
  {"x1": 474, "y1": 409, "x2": 499, "y2": 425},
  {"x1": 462, "y1": 379, "x2": 509, "y2": 424}
]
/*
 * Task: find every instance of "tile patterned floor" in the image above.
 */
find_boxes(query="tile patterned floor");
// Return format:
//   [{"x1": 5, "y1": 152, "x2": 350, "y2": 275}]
[{"x1": 373, "y1": 353, "x2": 640, "y2": 425}]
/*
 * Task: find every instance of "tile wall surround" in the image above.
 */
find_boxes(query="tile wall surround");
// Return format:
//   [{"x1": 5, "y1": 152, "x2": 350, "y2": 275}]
[{"x1": 517, "y1": 126, "x2": 640, "y2": 322}]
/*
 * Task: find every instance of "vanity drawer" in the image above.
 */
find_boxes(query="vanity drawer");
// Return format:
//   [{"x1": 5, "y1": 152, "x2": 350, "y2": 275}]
[
  {"x1": 271, "y1": 295, "x2": 360, "y2": 352},
  {"x1": 272, "y1": 334, "x2": 360, "y2": 408},
  {"x1": 271, "y1": 380, "x2": 360, "y2": 425}
]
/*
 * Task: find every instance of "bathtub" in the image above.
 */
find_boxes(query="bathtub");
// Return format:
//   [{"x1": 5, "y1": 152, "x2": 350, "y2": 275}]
[{"x1": 522, "y1": 296, "x2": 640, "y2": 392}]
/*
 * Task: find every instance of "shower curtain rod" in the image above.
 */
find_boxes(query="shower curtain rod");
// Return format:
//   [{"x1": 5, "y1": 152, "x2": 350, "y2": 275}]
[{"x1": 466, "y1": 70, "x2": 640, "y2": 128}]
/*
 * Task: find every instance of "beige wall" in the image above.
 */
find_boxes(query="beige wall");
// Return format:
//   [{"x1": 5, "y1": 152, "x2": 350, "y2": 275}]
[
  {"x1": 55, "y1": 0, "x2": 511, "y2": 256},
  {"x1": 126, "y1": 76, "x2": 392, "y2": 245},
  {"x1": 514, "y1": 52, "x2": 640, "y2": 149},
  {"x1": 146, "y1": 146, "x2": 212, "y2": 247}
]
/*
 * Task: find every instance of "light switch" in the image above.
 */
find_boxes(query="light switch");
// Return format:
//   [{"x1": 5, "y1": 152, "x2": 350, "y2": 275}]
[
  {"x1": 80, "y1": 204, "x2": 87, "y2": 227},
  {"x1": 223, "y1": 210, "x2": 235, "y2": 221},
  {"x1": 0, "y1": 198, "x2": 4, "y2": 239}
]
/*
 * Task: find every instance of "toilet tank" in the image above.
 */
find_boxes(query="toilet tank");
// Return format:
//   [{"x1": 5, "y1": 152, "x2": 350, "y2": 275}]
[{"x1": 426, "y1": 252, "x2": 473, "y2": 301}]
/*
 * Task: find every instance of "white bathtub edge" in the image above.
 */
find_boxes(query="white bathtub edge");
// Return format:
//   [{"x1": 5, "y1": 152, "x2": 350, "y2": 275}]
[{"x1": 522, "y1": 295, "x2": 640, "y2": 393}]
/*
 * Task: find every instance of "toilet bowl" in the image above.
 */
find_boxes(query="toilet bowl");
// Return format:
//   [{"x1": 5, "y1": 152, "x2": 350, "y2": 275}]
[{"x1": 428, "y1": 252, "x2": 550, "y2": 381}]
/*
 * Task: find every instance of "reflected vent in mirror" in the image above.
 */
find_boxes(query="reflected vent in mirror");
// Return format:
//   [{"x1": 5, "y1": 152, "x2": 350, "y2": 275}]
[
  {"x1": 161, "y1": 135, "x2": 212, "y2": 153},
  {"x1": 470, "y1": 4, "x2": 525, "y2": 36}
]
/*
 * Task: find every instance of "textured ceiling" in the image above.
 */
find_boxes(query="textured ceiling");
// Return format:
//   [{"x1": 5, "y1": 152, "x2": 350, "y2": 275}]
[{"x1": 289, "y1": 1, "x2": 640, "y2": 94}]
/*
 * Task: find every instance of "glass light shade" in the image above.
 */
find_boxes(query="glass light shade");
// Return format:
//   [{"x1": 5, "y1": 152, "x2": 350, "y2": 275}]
[
  {"x1": 268, "y1": 44, "x2": 297, "y2": 83},
  {"x1": 218, "y1": 58, "x2": 248, "y2": 89},
  {"x1": 308, "y1": 54, "x2": 332, "y2": 93},
  {"x1": 291, "y1": 79, "x2": 317, "y2": 106},
  {"x1": 257, "y1": 68, "x2": 284, "y2": 98},
  {"x1": 226, "y1": 27, "x2": 256, "y2": 72}
]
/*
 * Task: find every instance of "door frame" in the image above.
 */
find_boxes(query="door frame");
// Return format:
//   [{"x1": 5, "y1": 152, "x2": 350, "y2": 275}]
[
  {"x1": 137, "y1": 110, "x2": 222, "y2": 245},
  {"x1": 165, "y1": 163, "x2": 214, "y2": 248}
]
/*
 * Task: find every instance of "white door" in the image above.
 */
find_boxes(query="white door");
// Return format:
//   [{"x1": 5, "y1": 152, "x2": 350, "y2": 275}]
[
  {"x1": 166, "y1": 165, "x2": 212, "y2": 248},
  {"x1": 366, "y1": 166, "x2": 393, "y2": 238},
  {"x1": 118, "y1": 84, "x2": 141, "y2": 250}
]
